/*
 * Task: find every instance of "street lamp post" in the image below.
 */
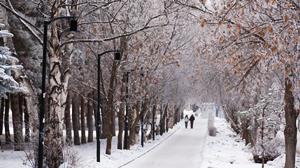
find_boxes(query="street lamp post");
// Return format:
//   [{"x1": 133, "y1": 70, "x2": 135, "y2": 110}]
[
  {"x1": 152, "y1": 104, "x2": 155, "y2": 141},
  {"x1": 141, "y1": 102, "x2": 144, "y2": 147},
  {"x1": 140, "y1": 69, "x2": 145, "y2": 147},
  {"x1": 96, "y1": 50, "x2": 121, "y2": 162},
  {"x1": 123, "y1": 71, "x2": 130, "y2": 149},
  {"x1": 38, "y1": 16, "x2": 77, "y2": 168}
]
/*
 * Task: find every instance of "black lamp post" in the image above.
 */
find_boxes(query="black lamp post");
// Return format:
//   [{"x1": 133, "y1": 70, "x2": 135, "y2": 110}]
[
  {"x1": 124, "y1": 71, "x2": 130, "y2": 150},
  {"x1": 96, "y1": 50, "x2": 121, "y2": 162},
  {"x1": 38, "y1": 16, "x2": 77, "y2": 168},
  {"x1": 141, "y1": 103, "x2": 144, "y2": 147},
  {"x1": 140, "y1": 68, "x2": 145, "y2": 147},
  {"x1": 152, "y1": 105, "x2": 155, "y2": 141}
]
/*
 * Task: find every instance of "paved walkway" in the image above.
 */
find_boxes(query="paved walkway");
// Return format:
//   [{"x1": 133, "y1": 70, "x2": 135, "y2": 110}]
[{"x1": 121, "y1": 118, "x2": 208, "y2": 168}]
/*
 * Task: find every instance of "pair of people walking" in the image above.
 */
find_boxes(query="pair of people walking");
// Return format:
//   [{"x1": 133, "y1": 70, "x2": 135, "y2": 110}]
[{"x1": 184, "y1": 114, "x2": 195, "y2": 129}]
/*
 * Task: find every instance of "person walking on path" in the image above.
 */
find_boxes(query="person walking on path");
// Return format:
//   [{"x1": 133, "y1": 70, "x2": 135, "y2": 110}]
[
  {"x1": 184, "y1": 115, "x2": 189, "y2": 128},
  {"x1": 189, "y1": 114, "x2": 195, "y2": 129}
]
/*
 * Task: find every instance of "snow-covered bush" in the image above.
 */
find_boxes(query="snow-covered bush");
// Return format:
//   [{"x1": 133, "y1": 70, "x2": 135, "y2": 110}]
[
  {"x1": 239, "y1": 84, "x2": 283, "y2": 163},
  {"x1": 0, "y1": 23, "x2": 24, "y2": 98}
]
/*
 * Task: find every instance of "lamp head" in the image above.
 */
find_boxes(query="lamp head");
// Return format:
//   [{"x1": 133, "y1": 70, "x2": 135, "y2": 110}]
[
  {"x1": 69, "y1": 18, "x2": 78, "y2": 32},
  {"x1": 114, "y1": 51, "x2": 121, "y2": 61},
  {"x1": 140, "y1": 67, "x2": 145, "y2": 77}
]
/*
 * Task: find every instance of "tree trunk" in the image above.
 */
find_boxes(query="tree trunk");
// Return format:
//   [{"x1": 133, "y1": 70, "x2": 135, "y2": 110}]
[
  {"x1": 24, "y1": 98, "x2": 30, "y2": 142},
  {"x1": 106, "y1": 136, "x2": 112, "y2": 154},
  {"x1": 104, "y1": 99, "x2": 113, "y2": 154},
  {"x1": 94, "y1": 93, "x2": 103, "y2": 139},
  {"x1": 11, "y1": 94, "x2": 23, "y2": 151},
  {"x1": 160, "y1": 104, "x2": 165, "y2": 135},
  {"x1": 284, "y1": 77, "x2": 297, "y2": 168},
  {"x1": 117, "y1": 102, "x2": 125, "y2": 149},
  {"x1": 0, "y1": 98, "x2": 4, "y2": 135},
  {"x1": 174, "y1": 105, "x2": 180, "y2": 125},
  {"x1": 81, "y1": 96, "x2": 86, "y2": 144},
  {"x1": 242, "y1": 129, "x2": 250, "y2": 145},
  {"x1": 87, "y1": 94, "x2": 93, "y2": 142},
  {"x1": 106, "y1": 60, "x2": 119, "y2": 154},
  {"x1": 129, "y1": 102, "x2": 140, "y2": 146},
  {"x1": 65, "y1": 94, "x2": 72, "y2": 144},
  {"x1": 164, "y1": 105, "x2": 169, "y2": 132},
  {"x1": 43, "y1": 2, "x2": 75, "y2": 166},
  {"x1": 72, "y1": 94, "x2": 80, "y2": 145},
  {"x1": 105, "y1": 60, "x2": 119, "y2": 154},
  {"x1": 19, "y1": 95, "x2": 24, "y2": 133},
  {"x1": 4, "y1": 96, "x2": 11, "y2": 144},
  {"x1": 117, "y1": 80, "x2": 125, "y2": 149}
]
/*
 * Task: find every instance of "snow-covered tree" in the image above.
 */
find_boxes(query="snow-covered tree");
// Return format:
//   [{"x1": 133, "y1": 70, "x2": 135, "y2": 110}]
[
  {"x1": 239, "y1": 83, "x2": 284, "y2": 163},
  {"x1": 0, "y1": 23, "x2": 24, "y2": 98}
]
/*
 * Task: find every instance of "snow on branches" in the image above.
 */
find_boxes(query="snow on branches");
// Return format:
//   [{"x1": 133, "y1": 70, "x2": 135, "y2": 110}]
[
  {"x1": 238, "y1": 84, "x2": 284, "y2": 161},
  {"x1": 0, "y1": 24, "x2": 24, "y2": 98}
]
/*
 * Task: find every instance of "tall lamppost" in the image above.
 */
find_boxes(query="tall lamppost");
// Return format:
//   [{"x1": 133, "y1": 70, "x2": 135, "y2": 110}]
[
  {"x1": 96, "y1": 50, "x2": 121, "y2": 162},
  {"x1": 140, "y1": 68, "x2": 145, "y2": 147},
  {"x1": 123, "y1": 71, "x2": 130, "y2": 150},
  {"x1": 38, "y1": 16, "x2": 77, "y2": 168},
  {"x1": 152, "y1": 104, "x2": 156, "y2": 141}
]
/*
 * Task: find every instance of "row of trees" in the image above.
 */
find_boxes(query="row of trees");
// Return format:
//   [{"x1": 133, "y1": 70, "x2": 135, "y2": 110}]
[
  {"x1": 178, "y1": 0, "x2": 299, "y2": 168},
  {"x1": 2, "y1": 0, "x2": 298, "y2": 167},
  {"x1": 0, "y1": 1, "x2": 198, "y2": 168}
]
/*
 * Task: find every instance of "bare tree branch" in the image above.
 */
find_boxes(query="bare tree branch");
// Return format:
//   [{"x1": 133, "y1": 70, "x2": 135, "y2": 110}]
[{"x1": 0, "y1": 1, "x2": 43, "y2": 44}]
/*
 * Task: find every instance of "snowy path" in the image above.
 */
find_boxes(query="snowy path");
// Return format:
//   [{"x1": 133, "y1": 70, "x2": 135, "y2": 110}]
[{"x1": 121, "y1": 118, "x2": 207, "y2": 168}]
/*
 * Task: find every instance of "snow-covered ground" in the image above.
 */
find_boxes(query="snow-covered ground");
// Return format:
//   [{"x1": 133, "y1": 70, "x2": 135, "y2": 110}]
[
  {"x1": 0, "y1": 150, "x2": 27, "y2": 168},
  {"x1": 73, "y1": 122, "x2": 182, "y2": 168},
  {"x1": 202, "y1": 117, "x2": 262, "y2": 168},
  {"x1": 121, "y1": 118, "x2": 207, "y2": 168},
  {"x1": 2, "y1": 109, "x2": 300, "y2": 168},
  {"x1": 201, "y1": 117, "x2": 300, "y2": 168},
  {"x1": 0, "y1": 120, "x2": 183, "y2": 168}
]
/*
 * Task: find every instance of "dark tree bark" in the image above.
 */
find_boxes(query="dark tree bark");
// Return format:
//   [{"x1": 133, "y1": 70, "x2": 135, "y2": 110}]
[
  {"x1": 129, "y1": 102, "x2": 140, "y2": 146},
  {"x1": 151, "y1": 104, "x2": 157, "y2": 140},
  {"x1": 72, "y1": 94, "x2": 80, "y2": 145},
  {"x1": 117, "y1": 102, "x2": 125, "y2": 149},
  {"x1": 65, "y1": 94, "x2": 72, "y2": 144},
  {"x1": 11, "y1": 94, "x2": 23, "y2": 150},
  {"x1": 140, "y1": 99, "x2": 149, "y2": 143},
  {"x1": 117, "y1": 80, "x2": 125, "y2": 149},
  {"x1": 242, "y1": 129, "x2": 250, "y2": 145},
  {"x1": 4, "y1": 96, "x2": 11, "y2": 144},
  {"x1": 24, "y1": 98, "x2": 30, "y2": 142},
  {"x1": 160, "y1": 104, "x2": 165, "y2": 135},
  {"x1": 284, "y1": 77, "x2": 297, "y2": 168},
  {"x1": 81, "y1": 96, "x2": 87, "y2": 144},
  {"x1": 106, "y1": 136, "x2": 112, "y2": 154},
  {"x1": 174, "y1": 105, "x2": 180, "y2": 125},
  {"x1": 19, "y1": 95, "x2": 24, "y2": 130},
  {"x1": 165, "y1": 105, "x2": 169, "y2": 132},
  {"x1": 106, "y1": 60, "x2": 119, "y2": 154},
  {"x1": 0, "y1": 98, "x2": 4, "y2": 135},
  {"x1": 87, "y1": 94, "x2": 94, "y2": 142}
]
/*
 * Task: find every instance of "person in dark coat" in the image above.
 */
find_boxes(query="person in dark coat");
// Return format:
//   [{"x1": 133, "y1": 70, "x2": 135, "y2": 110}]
[
  {"x1": 184, "y1": 115, "x2": 189, "y2": 128},
  {"x1": 189, "y1": 114, "x2": 195, "y2": 129}
]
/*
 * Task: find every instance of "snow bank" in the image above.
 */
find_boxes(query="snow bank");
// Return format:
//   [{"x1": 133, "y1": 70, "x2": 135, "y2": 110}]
[
  {"x1": 73, "y1": 122, "x2": 181, "y2": 168},
  {"x1": 202, "y1": 117, "x2": 300, "y2": 168}
]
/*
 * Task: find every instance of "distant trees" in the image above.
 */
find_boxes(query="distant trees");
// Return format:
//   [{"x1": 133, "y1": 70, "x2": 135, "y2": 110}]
[
  {"x1": 0, "y1": 0, "x2": 190, "y2": 167},
  {"x1": 175, "y1": 0, "x2": 299, "y2": 167},
  {"x1": 0, "y1": 22, "x2": 28, "y2": 151}
]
